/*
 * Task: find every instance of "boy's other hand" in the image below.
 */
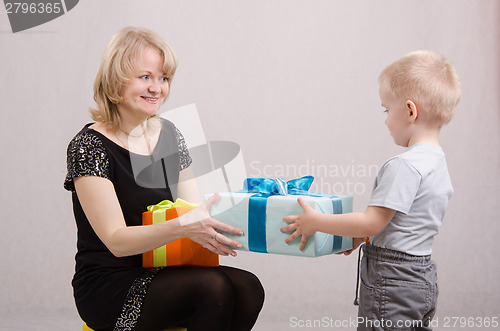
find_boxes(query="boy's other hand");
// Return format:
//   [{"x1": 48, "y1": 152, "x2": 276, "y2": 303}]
[
  {"x1": 281, "y1": 197, "x2": 318, "y2": 251},
  {"x1": 337, "y1": 237, "x2": 366, "y2": 256}
]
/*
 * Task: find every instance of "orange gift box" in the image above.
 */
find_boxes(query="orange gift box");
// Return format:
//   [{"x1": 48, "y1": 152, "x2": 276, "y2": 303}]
[{"x1": 142, "y1": 199, "x2": 219, "y2": 268}]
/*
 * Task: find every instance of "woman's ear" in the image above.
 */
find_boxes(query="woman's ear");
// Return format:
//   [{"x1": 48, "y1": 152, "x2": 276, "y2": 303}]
[{"x1": 406, "y1": 100, "x2": 418, "y2": 123}]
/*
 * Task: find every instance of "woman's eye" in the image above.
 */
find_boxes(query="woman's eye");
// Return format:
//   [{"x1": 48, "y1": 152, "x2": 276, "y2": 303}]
[
  {"x1": 140, "y1": 75, "x2": 149, "y2": 80},
  {"x1": 161, "y1": 76, "x2": 169, "y2": 83}
]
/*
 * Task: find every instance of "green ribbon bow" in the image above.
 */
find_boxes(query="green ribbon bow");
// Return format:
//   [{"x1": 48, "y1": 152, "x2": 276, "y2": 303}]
[{"x1": 147, "y1": 198, "x2": 200, "y2": 212}]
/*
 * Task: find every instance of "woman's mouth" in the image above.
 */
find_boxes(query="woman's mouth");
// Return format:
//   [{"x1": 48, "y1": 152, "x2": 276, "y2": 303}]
[{"x1": 141, "y1": 96, "x2": 159, "y2": 104}]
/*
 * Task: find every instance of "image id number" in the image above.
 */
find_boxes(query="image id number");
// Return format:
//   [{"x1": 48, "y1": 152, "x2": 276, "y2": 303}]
[
  {"x1": 5, "y1": 2, "x2": 62, "y2": 14},
  {"x1": 441, "y1": 316, "x2": 499, "y2": 328}
]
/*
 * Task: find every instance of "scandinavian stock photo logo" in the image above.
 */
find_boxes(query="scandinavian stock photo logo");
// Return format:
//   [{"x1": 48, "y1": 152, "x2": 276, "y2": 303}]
[{"x1": 3, "y1": 0, "x2": 79, "y2": 33}]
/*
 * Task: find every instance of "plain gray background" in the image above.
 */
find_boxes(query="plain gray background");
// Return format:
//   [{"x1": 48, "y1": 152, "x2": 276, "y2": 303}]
[{"x1": 1, "y1": 1, "x2": 499, "y2": 330}]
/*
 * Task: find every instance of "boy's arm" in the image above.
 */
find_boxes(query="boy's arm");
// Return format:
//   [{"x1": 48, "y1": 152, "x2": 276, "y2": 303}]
[{"x1": 281, "y1": 197, "x2": 396, "y2": 251}]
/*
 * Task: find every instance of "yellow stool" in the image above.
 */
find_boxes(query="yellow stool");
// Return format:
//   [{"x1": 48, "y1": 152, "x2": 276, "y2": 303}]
[{"x1": 83, "y1": 322, "x2": 186, "y2": 331}]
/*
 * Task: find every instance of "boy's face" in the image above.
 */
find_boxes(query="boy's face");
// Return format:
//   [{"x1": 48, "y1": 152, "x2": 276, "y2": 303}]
[{"x1": 379, "y1": 84, "x2": 412, "y2": 147}]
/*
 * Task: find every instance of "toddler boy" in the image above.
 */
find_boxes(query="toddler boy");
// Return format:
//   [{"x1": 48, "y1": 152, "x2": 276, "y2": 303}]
[{"x1": 281, "y1": 50, "x2": 461, "y2": 330}]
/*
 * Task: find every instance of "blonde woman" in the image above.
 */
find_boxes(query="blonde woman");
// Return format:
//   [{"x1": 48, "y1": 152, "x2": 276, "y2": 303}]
[{"x1": 64, "y1": 27, "x2": 264, "y2": 331}]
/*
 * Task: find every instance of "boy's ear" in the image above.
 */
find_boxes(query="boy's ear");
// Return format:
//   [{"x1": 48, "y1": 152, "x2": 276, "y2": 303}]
[{"x1": 406, "y1": 100, "x2": 418, "y2": 123}]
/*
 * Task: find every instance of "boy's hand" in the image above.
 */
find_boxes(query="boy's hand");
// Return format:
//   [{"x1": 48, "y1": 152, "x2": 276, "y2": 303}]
[
  {"x1": 281, "y1": 197, "x2": 318, "y2": 251},
  {"x1": 338, "y1": 237, "x2": 366, "y2": 256}
]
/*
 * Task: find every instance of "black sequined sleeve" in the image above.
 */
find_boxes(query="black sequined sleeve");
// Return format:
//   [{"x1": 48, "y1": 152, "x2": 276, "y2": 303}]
[
  {"x1": 64, "y1": 131, "x2": 111, "y2": 192},
  {"x1": 175, "y1": 126, "x2": 192, "y2": 171}
]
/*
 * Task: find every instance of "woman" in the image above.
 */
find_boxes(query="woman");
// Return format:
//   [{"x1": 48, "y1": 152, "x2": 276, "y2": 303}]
[{"x1": 64, "y1": 26, "x2": 264, "y2": 331}]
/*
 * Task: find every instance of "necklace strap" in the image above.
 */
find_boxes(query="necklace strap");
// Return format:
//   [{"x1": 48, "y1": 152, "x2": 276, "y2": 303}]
[
  {"x1": 120, "y1": 128, "x2": 145, "y2": 138},
  {"x1": 115, "y1": 125, "x2": 153, "y2": 154}
]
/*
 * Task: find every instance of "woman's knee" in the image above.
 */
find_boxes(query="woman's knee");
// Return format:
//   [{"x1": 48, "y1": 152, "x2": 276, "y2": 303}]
[
  {"x1": 243, "y1": 272, "x2": 265, "y2": 313},
  {"x1": 242, "y1": 271, "x2": 265, "y2": 303},
  {"x1": 197, "y1": 269, "x2": 236, "y2": 307},
  {"x1": 220, "y1": 267, "x2": 265, "y2": 311}
]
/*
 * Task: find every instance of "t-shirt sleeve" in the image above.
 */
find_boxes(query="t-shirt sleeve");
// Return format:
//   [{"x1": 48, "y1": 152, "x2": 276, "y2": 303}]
[
  {"x1": 368, "y1": 157, "x2": 421, "y2": 214},
  {"x1": 175, "y1": 126, "x2": 192, "y2": 171},
  {"x1": 63, "y1": 131, "x2": 111, "y2": 192}
]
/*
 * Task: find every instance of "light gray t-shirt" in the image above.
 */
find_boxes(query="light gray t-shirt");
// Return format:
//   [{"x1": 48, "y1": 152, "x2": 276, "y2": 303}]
[{"x1": 369, "y1": 143, "x2": 453, "y2": 256}]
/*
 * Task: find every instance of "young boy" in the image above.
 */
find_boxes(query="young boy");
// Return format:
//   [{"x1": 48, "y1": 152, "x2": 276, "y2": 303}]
[{"x1": 281, "y1": 50, "x2": 461, "y2": 330}]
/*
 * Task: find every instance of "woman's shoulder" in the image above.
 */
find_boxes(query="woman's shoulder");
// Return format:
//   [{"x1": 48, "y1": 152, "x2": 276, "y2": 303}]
[
  {"x1": 158, "y1": 116, "x2": 176, "y2": 130},
  {"x1": 64, "y1": 124, "x2": 110, "y2": 192},
  {"x1": 158, "y1": 117, "x2": 185, "y2": 144},
  {"x1": 67, "y1": 123, "x2": 106, "y2": 151}
]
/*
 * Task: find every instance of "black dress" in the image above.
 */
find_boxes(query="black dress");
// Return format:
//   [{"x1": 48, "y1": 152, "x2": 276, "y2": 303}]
[{"x1": 64, "y1": 119, "x2": 192, "y2": 330}]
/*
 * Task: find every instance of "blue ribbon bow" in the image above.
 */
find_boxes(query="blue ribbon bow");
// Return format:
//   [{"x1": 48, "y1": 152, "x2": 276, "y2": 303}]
[
  {"x1": 241, "y1": 176, "x2": 343, "y2": 253},
  {"x1": 243, "y1": 176, "x2": 314, "y2": 195}
]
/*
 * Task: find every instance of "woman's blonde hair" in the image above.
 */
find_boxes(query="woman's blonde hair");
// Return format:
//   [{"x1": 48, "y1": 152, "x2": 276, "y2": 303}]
[
  {"x1": 379, "y1": 50, "x2": 461, "y2": 127},
  {"x1": 90, "y1": 26, "x2": 178, "y2": 130}
]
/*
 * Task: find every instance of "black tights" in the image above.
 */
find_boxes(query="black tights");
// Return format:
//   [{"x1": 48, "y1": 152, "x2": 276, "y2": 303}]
[{"x1": 134, "y1": 266, "x2": 265, "y2": 331}]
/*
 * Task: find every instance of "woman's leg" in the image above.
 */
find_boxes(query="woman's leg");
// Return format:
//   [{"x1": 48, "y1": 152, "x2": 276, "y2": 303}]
[
  {"x1": 218, "y1": 266, "x2": 265, "y2": 331},
  {"x1": 134, "y1": 266, "x2": 234, "y2": 331},
  {"x1": 134, "y1": 266, "x2": 264, "y2": 331}
]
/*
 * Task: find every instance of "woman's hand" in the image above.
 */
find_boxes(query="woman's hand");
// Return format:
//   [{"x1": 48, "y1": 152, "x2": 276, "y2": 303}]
[
  {"x1": 280, "y1": 197, "x2": 319, "y2": 251},
  {"x1": 179, "y1": 193, "x2": 244, "y2": 257}
]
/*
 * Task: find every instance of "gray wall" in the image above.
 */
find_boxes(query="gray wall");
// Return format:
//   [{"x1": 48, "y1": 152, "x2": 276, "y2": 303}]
[{"x1": 1, "y1": 1, "x2": 499, "y2": 330}]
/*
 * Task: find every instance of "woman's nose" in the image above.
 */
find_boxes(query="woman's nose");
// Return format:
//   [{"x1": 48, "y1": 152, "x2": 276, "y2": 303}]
[{"x1": 148, "y1": 81, "x2": 161, "y2": 94}]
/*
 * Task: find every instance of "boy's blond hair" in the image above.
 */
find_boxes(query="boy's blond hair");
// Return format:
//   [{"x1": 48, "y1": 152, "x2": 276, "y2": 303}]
[
  {"x1": 379, "y1": 50, "x2": 461, "y2": 127},
  {"x1": 90, "y1": 26, "x2": 178, "y2": 130}
]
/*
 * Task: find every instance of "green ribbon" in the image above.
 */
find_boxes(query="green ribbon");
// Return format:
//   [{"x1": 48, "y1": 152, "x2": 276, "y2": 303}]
[
  {"x1": 147, "y1": 198, "x2": 200, "y2": 212},
  {"x1": 147, "y1": 198, "x2": 200, "y2": 267}
]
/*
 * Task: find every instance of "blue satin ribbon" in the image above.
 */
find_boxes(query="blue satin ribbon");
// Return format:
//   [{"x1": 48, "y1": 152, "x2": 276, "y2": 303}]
[{"x1": 241, "y1": 176, "x2": 343, "y2": 253}]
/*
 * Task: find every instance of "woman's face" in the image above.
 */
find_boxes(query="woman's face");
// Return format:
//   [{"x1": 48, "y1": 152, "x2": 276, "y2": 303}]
[{"x1": 118, "y1": 47, "x2": 169, "y2": 120}]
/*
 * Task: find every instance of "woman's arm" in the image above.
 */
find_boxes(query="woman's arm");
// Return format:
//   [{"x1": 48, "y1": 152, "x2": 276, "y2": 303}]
[
  {"x1": 74, "y1": 175, "x2": 242, "y2": 258},
  {"x1": 281, "y1": 197, "x2": 396, "y2": 250},
  {"x1": 177, "y1": 166, "x2": 201, "y2": 203}
]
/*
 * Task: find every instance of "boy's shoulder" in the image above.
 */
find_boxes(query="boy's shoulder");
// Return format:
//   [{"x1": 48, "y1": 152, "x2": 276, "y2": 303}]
[{"x1": 385, "y1": 143, "x2": 448, "y2": 178}]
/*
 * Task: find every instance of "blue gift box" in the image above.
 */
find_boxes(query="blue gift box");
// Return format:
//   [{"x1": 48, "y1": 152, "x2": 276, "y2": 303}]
[{"x1": 206, "y1": 176, "x2": 353, "y2": 257}]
